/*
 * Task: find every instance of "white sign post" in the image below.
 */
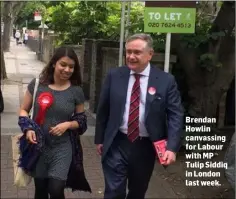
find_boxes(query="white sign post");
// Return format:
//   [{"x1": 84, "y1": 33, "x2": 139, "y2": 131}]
[
  {"x1": 164, "y1": 33, "x2": 171, "y2": 73},
  {"x1": 119, "y1": 2, "x2": 126, "y2": 66}
]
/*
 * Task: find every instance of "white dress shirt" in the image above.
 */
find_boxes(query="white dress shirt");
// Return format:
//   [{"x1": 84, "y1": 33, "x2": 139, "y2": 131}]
[{"x1": 119, "y1": 63, "x2": 150, "y2": 137}]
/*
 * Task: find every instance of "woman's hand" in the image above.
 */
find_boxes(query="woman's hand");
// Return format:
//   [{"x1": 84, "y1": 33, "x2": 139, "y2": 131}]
[
  {"x1": 26, "y1": 130, "x2": 37, "y2": 144},
  {"x1": 49, "y1": 122, "x2": 70, "y2": 136}
]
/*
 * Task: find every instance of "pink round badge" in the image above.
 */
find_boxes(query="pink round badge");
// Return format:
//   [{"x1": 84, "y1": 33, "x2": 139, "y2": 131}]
[{"x1": 148, "y1": 87, "x2": 156, "y2": 95}]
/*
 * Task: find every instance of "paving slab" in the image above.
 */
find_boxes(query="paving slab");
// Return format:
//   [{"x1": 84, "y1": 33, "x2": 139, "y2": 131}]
[
  {"x1": 1, "y1": 113, "x2": 21, "y2": 135},
  {"x1": 4, "y1": 51, "x2": 15, "y2": 59},
  {"x1": 2, "y1": 85, "x2": 20, "y2": 113},
  {"x1": 5, "y1": 59, "x2": 17, "y2": 74}
]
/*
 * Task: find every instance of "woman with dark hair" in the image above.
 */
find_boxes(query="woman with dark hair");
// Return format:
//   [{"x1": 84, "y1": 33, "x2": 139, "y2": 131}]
[{"x1": 18, "y1": 47, "x2": 91, "y2": 199}]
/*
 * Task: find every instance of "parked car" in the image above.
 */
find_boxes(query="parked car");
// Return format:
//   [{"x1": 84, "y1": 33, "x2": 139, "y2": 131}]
[{"x1": 0, "y1": 87, "x2": 4, "y2": 113}]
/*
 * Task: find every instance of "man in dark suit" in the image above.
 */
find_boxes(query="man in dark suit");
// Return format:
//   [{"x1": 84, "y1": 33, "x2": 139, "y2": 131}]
[{"x1": 95, "y1": 33, "x2": 184, "y2": 199}]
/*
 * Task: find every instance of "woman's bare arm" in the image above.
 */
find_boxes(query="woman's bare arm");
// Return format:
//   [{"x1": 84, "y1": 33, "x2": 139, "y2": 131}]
[
  {"x1": 18, "y1": 90, "x2": 33, "y2": 117},
  {"x1": 66, "y1": 103, "x2": 85, "y2": 130}
]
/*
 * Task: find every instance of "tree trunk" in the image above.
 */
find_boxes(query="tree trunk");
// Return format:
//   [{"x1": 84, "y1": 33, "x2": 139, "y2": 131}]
[
  {"x1": 3, "y1": 19, "x2": 13, "y2": 52},
  {"x1": 2, "y1": 2, "x2": 13, "y2": 52},
  {"x1": 175, "y1": 2, "x2": 235, "y2": 124},
  {"x1": 2, "y1": 1, "x2": 26, "y2": 52},
  {"x1": 177, "y1": 39, "x2": 234, "y2": 118},
  {"x1": 12, "y1": 2, "x2": 26, "y2": 24},
  {"x1": 1, "y1": 50, "x2": 7, "y2": 79},
  {"x1": 188, "y1": 88, "x2": 221, "y2": 118}
]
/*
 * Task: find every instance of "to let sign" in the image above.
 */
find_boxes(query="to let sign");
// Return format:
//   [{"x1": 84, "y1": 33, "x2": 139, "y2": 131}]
[{"x1": 144, "y1": 2, "x2": 196, "y2": 33}]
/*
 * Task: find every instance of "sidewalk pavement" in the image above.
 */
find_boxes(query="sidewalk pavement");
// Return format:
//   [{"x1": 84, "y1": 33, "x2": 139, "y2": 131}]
[{"x1": 1, "y1": 38, "x2": 181, "y2": 198}]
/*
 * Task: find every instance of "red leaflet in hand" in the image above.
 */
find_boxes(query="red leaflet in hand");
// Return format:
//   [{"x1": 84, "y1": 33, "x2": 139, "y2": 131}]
[{"x1": 153, "y1": 139, "x2": 167, "y2": 164}]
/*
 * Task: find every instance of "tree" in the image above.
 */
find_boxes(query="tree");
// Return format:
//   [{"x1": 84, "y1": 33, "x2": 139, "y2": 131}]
[
  {"x1": 2, "y1": 1, "x2": 26, "y2": 52},
  {"x1": 14, "y1": 1, "x2": 47, "y2": 29},
  {"x1": 14, "y1": 1, "x2": 145, "y2": 45},
  {"x1": 172, "y1": 1, "x2": 235, "y2": 123}
]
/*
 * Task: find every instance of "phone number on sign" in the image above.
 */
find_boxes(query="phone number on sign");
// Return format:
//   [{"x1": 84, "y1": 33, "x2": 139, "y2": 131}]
[{"x1": 148, "y1": 22, "x2": 192, "y2": 28}]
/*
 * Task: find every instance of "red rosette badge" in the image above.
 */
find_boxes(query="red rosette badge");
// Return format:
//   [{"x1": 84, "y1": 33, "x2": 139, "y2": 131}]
[
  {"x1": 148, "y1": 87, "x2": 156, "y2": 95},
  {"x1": 35, "y1": 92, "x2": 54, "y2": 125}
]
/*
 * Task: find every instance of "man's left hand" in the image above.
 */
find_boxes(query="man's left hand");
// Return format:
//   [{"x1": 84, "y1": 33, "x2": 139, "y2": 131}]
[{"x1": 162, "y1": 150, "x2": 176, "y2": 165}]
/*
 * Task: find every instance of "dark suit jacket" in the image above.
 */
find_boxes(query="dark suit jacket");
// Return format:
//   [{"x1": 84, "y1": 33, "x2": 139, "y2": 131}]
[{"x1": 95, "y1": 65, "x2": 184, "y2": 161}]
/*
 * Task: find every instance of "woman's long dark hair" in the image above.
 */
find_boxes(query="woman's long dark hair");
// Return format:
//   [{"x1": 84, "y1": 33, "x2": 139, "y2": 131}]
[{"x1": 39, "y1": 47, "x2": 82, "y2": 86}]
